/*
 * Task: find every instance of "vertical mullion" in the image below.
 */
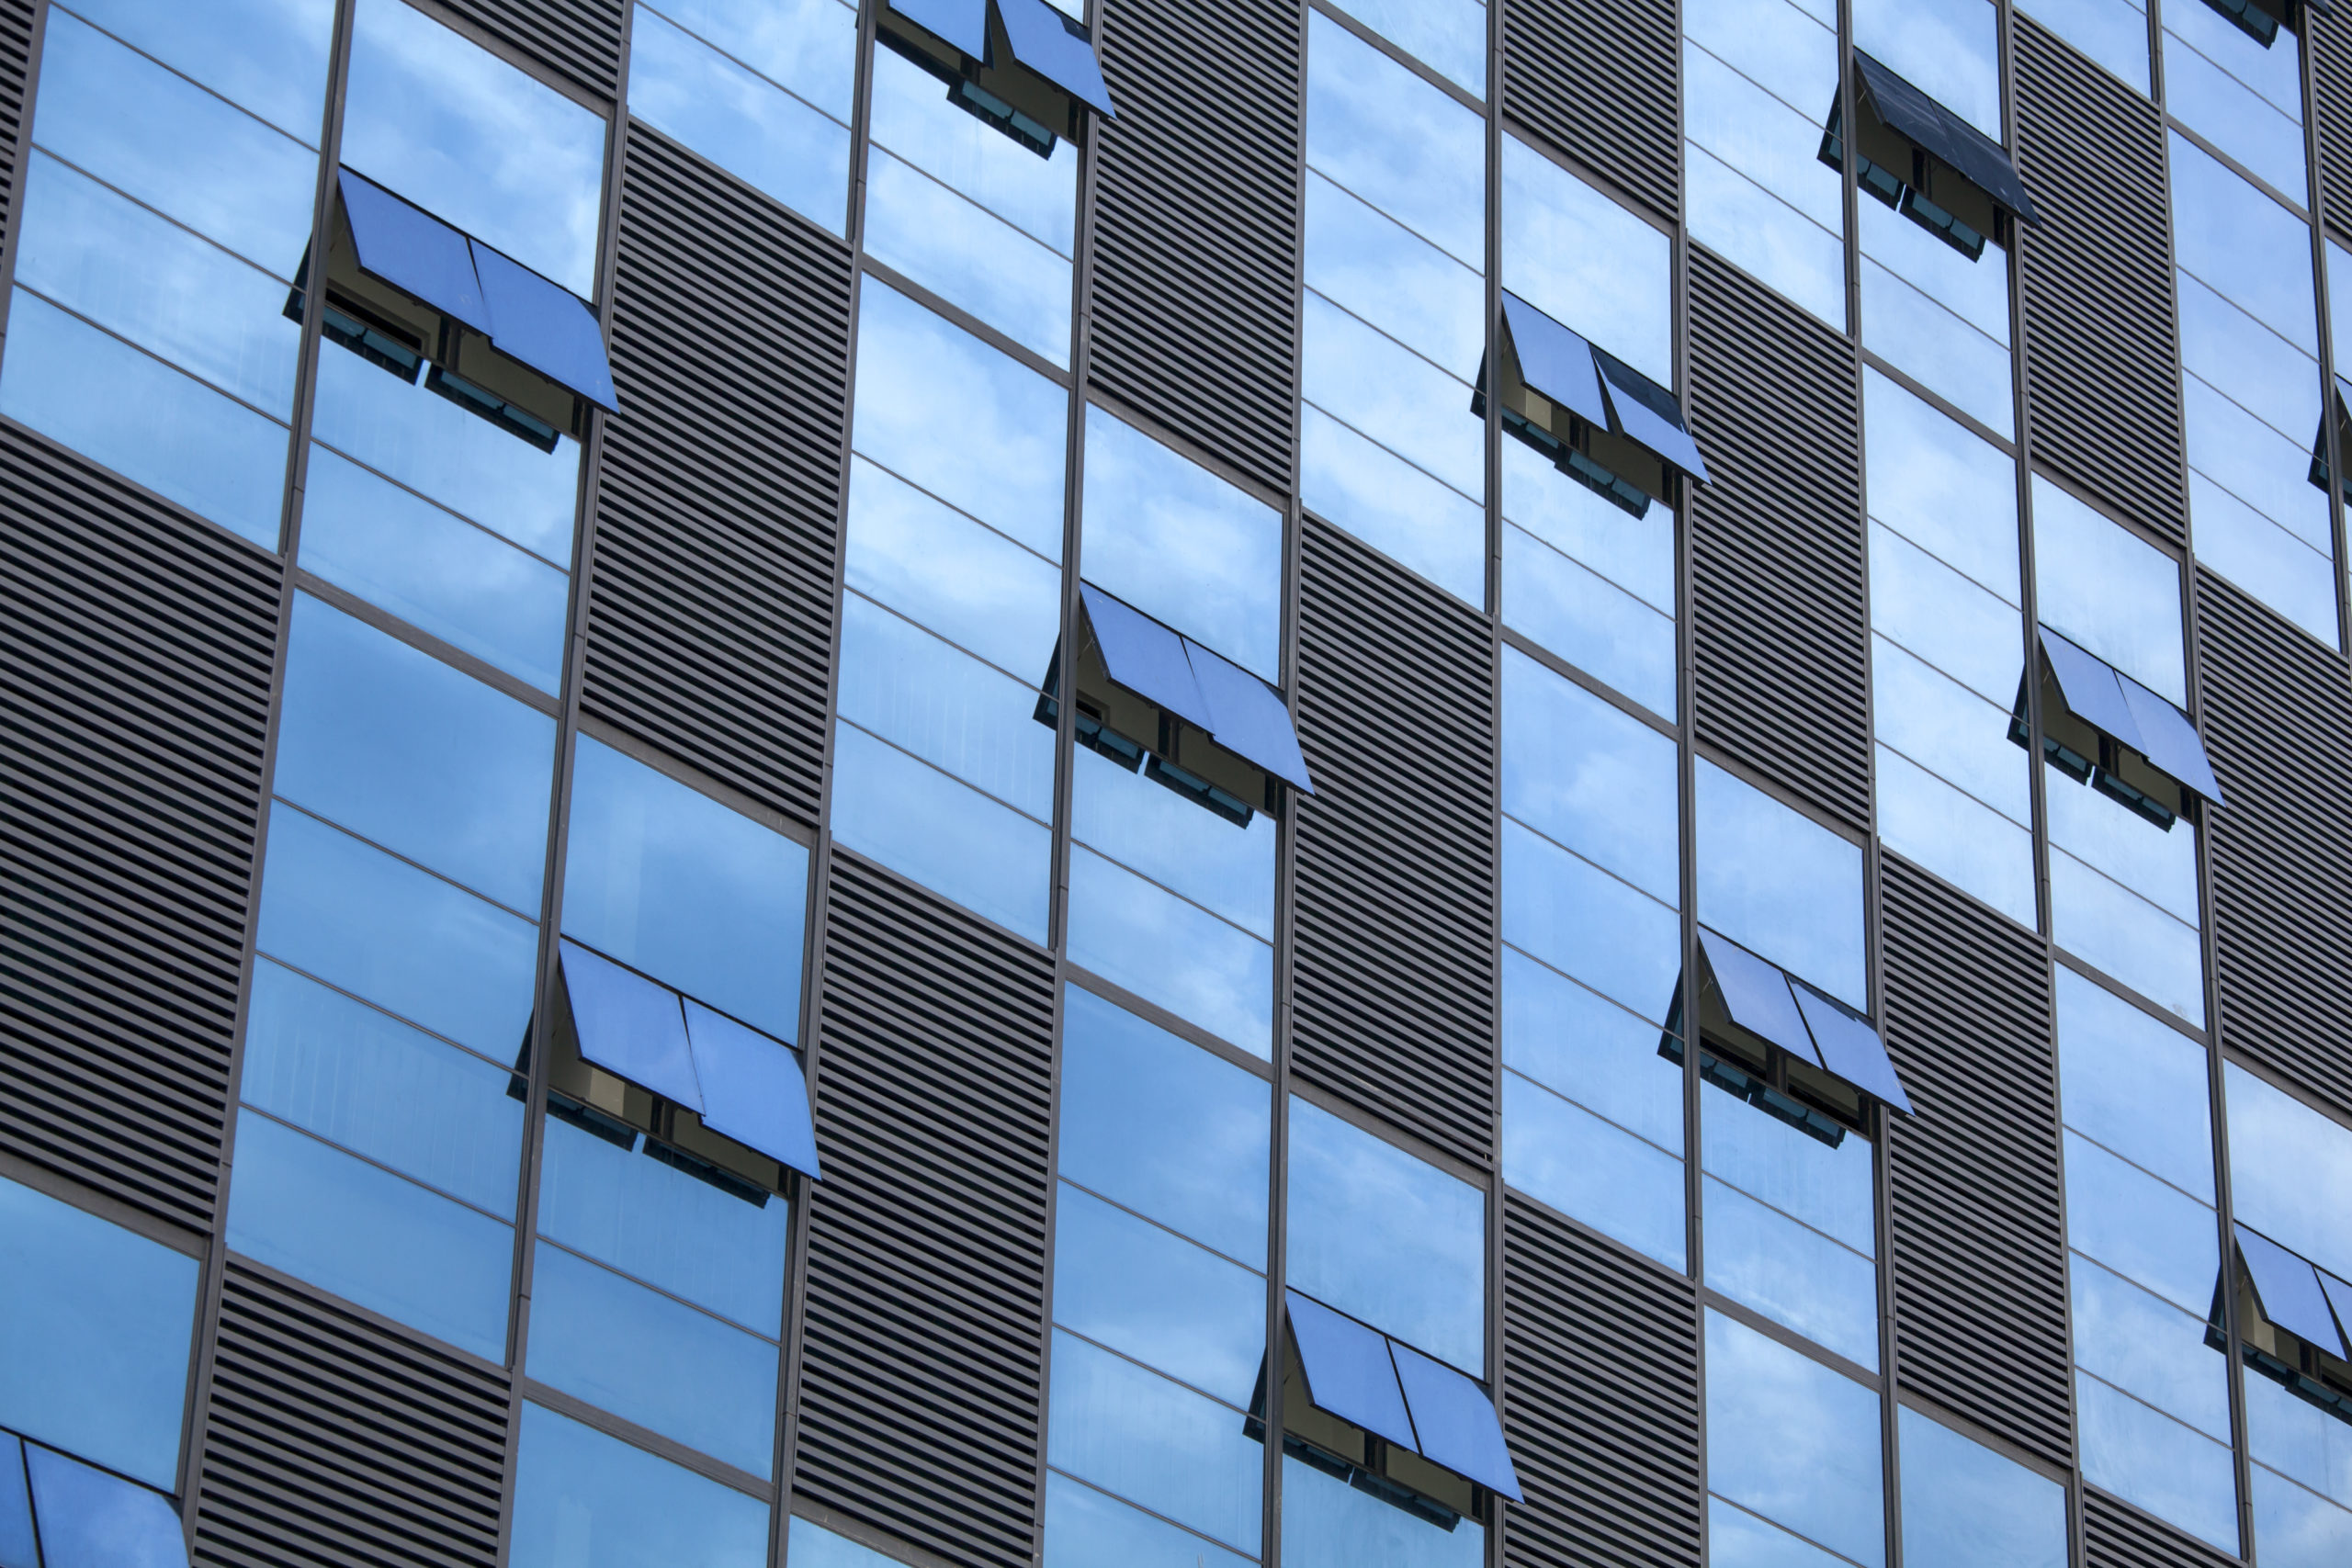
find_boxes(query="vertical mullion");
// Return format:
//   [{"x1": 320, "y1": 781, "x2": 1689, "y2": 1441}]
[{"x1": 1480, "y1": 12, "x2": 1506, "y2": 1568}]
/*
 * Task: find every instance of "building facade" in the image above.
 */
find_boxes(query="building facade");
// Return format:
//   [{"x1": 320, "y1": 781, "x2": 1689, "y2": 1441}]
[{"x1": 5, "y1": 0, "x2": 2352, "y2": 1565}]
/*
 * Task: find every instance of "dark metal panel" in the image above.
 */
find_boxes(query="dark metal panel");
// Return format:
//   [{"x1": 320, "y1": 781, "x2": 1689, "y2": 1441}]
[
  {"x1": 1879, "y1": 853, "x2": 2074, "y2": 1470},
  {"x1": 433, "y1": 0, "x2": 624, "y2": 100},
  {"x1": 0, "y1": 0, "x2": 31, "y2": 243},
  {"x1": 1686, "y1": 246, "x2": 1872, "y2": 831},
  {"x1": 582, "y1": 127, "x2": 853, "y2": 831},
  {"x1": 794, "y1": 852, "x2": 1057, "y2": 1568},
  {"x1": 1499, "y1": 1197, "x2": 1702, "y2": 1568},
  {"x1": 1289, "y1": 515, "x2": 1498, "y2": 1170},
  {"x1": 0, "y1": 424, "x2": 277, "y2": 1234},
  {"x1": 2012, "y1": 17, "x2": 2188, "y2": 547},
  {"x1": 1086, "y1": 0, "x2": 1302, "y2": 495},
  {"x1": 1499, "y1": 0, "x2": 1680, "y2": 222},
  {"x1": 2083, "y1": 1486, "x2": 2239, "y2": 1568},
  {"x1": 191, "y1": 1263, "x2": 509, "y2": 1568},
  {"x1": 2195, "y1": 568, "x2": 2352, "y2": 1112},
  {"x1": 2314, "y1": 10, "x2": 2352, "y2": 239}
]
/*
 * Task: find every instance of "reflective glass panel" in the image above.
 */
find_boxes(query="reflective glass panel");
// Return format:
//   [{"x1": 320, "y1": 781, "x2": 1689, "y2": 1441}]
[
  {"x1": 1065, "y1": 844, "x2": 1273, "y2": 1060},
  {"x1": 66, "y1": 0, "x2": 335, "y2": 141},
  {"x1": 2063, "y1": 1133, "x2": 2218, "y2": 1316},
  {"x1": 2251, "y1": 1465, "x2": 2352, "y2": 1568},
  {"x1": 2164, "y1": 0, "x2": 2307, "y2": 200},
  {"x1": 1502, "y1": 947, "x2": 1681, "y2": 1147},
  {"x1": 651, "y1": 0, "x2": 857, "y2": 115},
  {"x1": 1306, "y1": 13, "x2": 1483, "y2": 270},
  {"x1": 1053, "y1": 1184, "x2": 1264, "y2": 1404},
  {"x1": 839, "y1": 593, "x2": 1056, "y2": 820},
  {"x1": 2226, "y1": 1065, "x2": 2352, "y2": 1284},
  {"x1": 2245, "y1": 1369, "x2": 2352, "y2": 1513},
  {"x1": 2055, "y1": 969, "x2": 2214, "y2": 1201},
  {"x1": 510, "y1": 1402, "x2": 771, "y2": 1568},
  {"x1": 844, "y1": 456, "x2": 1060, "y2": 682},
  {"x1": 2075, "y1": 1371, "x2": 2239, "y2": 1551},
  {"x1": 1857, "y1": 197, "x2": 2012, "y2": 437},
  {"x1": 2072, "y1": 1254, "x2": 2231, "y2": 1440},
  {"x1": 1306, "y1": 168, "x2": 1482, "y2": 379},
  {"x1": 831, "y1": 721, "x2": 1050, "y2": 942},
  {"x1": 1501, "y1": 818, "x2": 1681, "y2": 1023},
  {"x1": 2014, "y1": 0, "x2": 2147, "y2": 93},
  {"x1": 1853, "y1": 0, "x2": 2000, "y2": 138},
  {"x1": 1896, "y1": 1405, "x2": 2068, "y2": 1568},
  {"x1": 1300, "y1": 403, "x2": 1487, "y2": 606},
  {"x1": 1280, "y1": 1452, "x2": 1485, "y2": 1568},
  {"x1": 1325, "y1": 0, "x2": 1487, "y2": 96},
  {"x1": 1704, "y1": 1310, "x2": 1885, "y2": 1568},
  {"x1": 1504, "y1": 1069, "x2": 1687, "y2": 1269},
  {"x1": 1502, "y1": 649, "x2": 1679, "y2": 905},
  {"x1": 1696, "y1": 761, "x2": 1867, "y2": 1008},
  {"x1": 1043, "y1": 1472, "x2": 1256, "y2": 1568},
  {"x1": 2035, "y1": 491, "x2": 2184, "y2": 704},
  {"x1": 1703, "y1": 1176, "x2": 1879, "y2": 1370},
  {"x1": 1502, "y1": 135, "x2": 1672, "y2": 389},
  {"x1": 1303, "y1": 293, "x2": 1483, "y2": 499},
  {"x1": 1046, "y1": 1331, "x2": 1261, "y2": 1555}
]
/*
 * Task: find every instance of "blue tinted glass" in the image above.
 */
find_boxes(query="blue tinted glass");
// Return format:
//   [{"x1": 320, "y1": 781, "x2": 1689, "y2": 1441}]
[
  {"x1": 1325, "y1": 0, "x2": 1487, "y2": 95},
  {"x1": 1857, "y1": 210, "x2": 2012, "y2": 438},
  {"x1": 1896, "y1": 1406, "x2": 2067, "y2": 1568},
  {"x1": 1862, "y1": 369, "x2": 2019, "y2": 593},
  {"x1": 831, "y1": 721, "x2": 1050, "y2": 942},
  {"x1": 16, "y1": 152, "x2": 300, "y2": 414},
  {"x1": 1501, "y1": 819, "x2": 1680, "y2": 1021},
  {"x1": 845, "y1": 456, "x2": 1060, "y2": 682},
  {"x1": 1702, "y1": 1095, "x2": 1874, "y2": 1253},
  {"x1": 298, "y1": 447, "x2": 569, "y2": 693},
  {"x1": 2226, "y1": 1065, "x2": 2352, "y2": 1285},
  {"x1": 1502, "y1": 948, "x2": 1682, "y2": 1147},
  {"x1": 511, "y1": 1402, "x2": 770, "y2": 1568},
  {"x1": 526, "y1": 1245, "x2": 779, "y2": 1475},
  {"x1": 0, "y1": 1436, "x2": 28, "y2": 1568},
  {"x1": 2184, "y1": 470, "x2": 2337, "y2": 648},
  {"x1": 838, "y1": 594, "x2": 1055, "y2": 819},
  {"x1": 1853, "y1": 0, "x2": 2000, "y2": 137},
  {"x1": 1053, "y1": 1185, "x2": 1263, "y2": 1404},
  {"x1": 228, "y1": 1110, "x2": 511, "y2": 1360},
  {"x1": 863, "y1": 145, "x2": 1071, "y2": 367},
  {"x1": 2045, "y1": 840, "x2": 2205, "y2": 1026},
  {"x1": 0, "y1": 1179, "x2": 197, "y2": 1491},
  {"x1": 1871, "y1": 640, "x2": 2029, "y2": 826},
  {"x1": 1065, "y1": 845, "x2": 1273, "y2": 1059},
  {"x1": 852, "y1": 281, "x2": 1067, "y2": 561},
  {"x1": 1281, "y1": 1452, "x2": 1484, "y2": 1568},
  {"x1": 1044, "y1": 1472, "x2": 1256, "y2": 1568},
  {"x1": 1504, "y1": 136, "x2": 1672, "y2": 388},
  {"x1": 66, "y1": 0, "x2": 335, "y2": 141},
  {"x1": 536, "y1": 1115, "x2": 791, "y2": 1332},
  {"x1": 2062, "y1": 1133, "x2": 2217, "y2": 1314},
  {"x1": 1709, "y1": 1495, "x2": 1849, "y2": 1568},
  {"x1": 1502, "y1": 649, "x2": 1679, "y2": 905},
  {"x1": 2075, "y1": 1371, "x2": 2240, "y2": 1551},
  {"x1": 1704, "y1": 1310, "x2": 1885, "y2": 1567},
  {"x1": 19, "y1": 1446, "x2": 184, "y2": 1568},
  {"x1": 2178, "y1": 270, "x2": 2321, "y2": 456},
  {"x1": 1057, "y1": 987, "x2": 1271, "y2": 1262},
  {"x1": 2251, "y1": 1465, "x2": 2352, "y2": 1568},
  {"x1": 2163, "y1": 7, "x2": 2306, "y2": 200},
  {"x1": 243, "y1": 959, "x2": 523, "y2": 1216},
  {"x1": 1503, "y1": 1071, "x2": 1686, "y2": 1269},
  {"x1": 1303, "y1": 295, "x2": 1482, "y2": 500},
  {"x1": 788, "y1": 1517, "x2": 909, "y2": 1568},
  {"x1": 1502, "y1": 524, "x2": 1679, "y2": 723},
  {"x1": 628, "y1": 6, "x2": 850, "y2": 235},
  {"x1": 1070, "y1": 747, "x2": 1275, "y2": 940},
  {"x1": 1046, "y1": 1331, "x2": 1261, "y2": 1554},
  {"x1": 32, "y1": 11, "x2": 316, "y2": 270},
  {"x1": 2171, "y1": 134, "x2": 2315, "y2": 348},
  {"x1": 275, "y1": 594, "x2": 555, "y2": 909},
  {"x1": 1286, "y1": 1098, "x2": 1485, "y2": 1371},
  {"x1": 1306, "y1": 169, "x2": 1484, "y2": 381},
  {"x1": 865, "y1": 39, "x2": 1076, "y2": 253},
  {"x1": 1870, "y1": 524, "x2": 2020, "y2": 706},
  {"x1": 562, "y1": 736, "x2": 808, "y2": 1042},
  {"x1": 1703, "y1": 1176, "x2": 1878, "y2": 1369},
  {"x1": 1696, "y1": 761, "x2": 1867, "y2": 1009},
  {"x1": 2072, "y1": 1254, "x2": 2232, "y2": 1439},
  {"x1": 311, "y1": 344, "x2": 582, "y2": 563},
  {"x1": 1300, "y1": 404, "x2": 1487, "y2": 605},
  {"x1": 343, "y1": 0, "x2": 606, "y2": 295},
  {"x1": 655, "y1": 0, "x2": 857, "y2": 116},
  {"x1": 0, "y1": 288, "x2": 288, "y2": 548},
  {"x1": 2055, "y1": 969, "x2": 2213, "y2": 1200},
  {"x1": 256, "y1": 804, "x2": 540, "y2": 1058},
  {"x1": 1306, "y1": 13, "x2": 1484, "y2": 268},
  {"x1": 2015, "y1": 0, "x2": 2147, "y2": 92},
  {"x1": 1081, "y1": 407, "x2": 1283, "y2": 681},
  {"x1": 2245, "y1": 1370, "x2": 2352, "y2": 1511},
  {"x1": 1873, "y1": 745, "x2": 2037, "y2": 927},
  {"x1": 1502, "y1": 439, "x2": 1676, "y2": 614}
]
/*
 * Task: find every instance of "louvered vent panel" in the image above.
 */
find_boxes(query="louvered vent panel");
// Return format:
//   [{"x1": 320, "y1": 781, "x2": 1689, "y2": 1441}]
[
  {"x1": 1501, "y1": 1199, "x2": 1702, "y2": 1568},
  {"x1": 193, "y1": 1263, "x2": 508, "y2": 1568},
  {"x1": 435, "y1": 0, "x2": 623, "y2": 99},
  {"x1": 0, "y1": 426, "x2": 276, "y2": 1232},
  {"x1": 0, "y1": 0, "x2": 32, "y2": 242},
  {"x1": 796, "y1": 852, "x2": 1057, "y2": 1568},
  {"x1": 583, "y1": 127, "x2": 852, "y2": 829},
  {"x1": 2084, "y1": 1488, "x2": 2239, "y2": 1568},
  {"x1": 1879, "y1": 853, "x2": 2072, "y2": 1469},
  {"x1": 1290, "y1": 516, "x2": 1498, "y2": 1170},
  {"x1": 1089, "y1": 0, "x2": 1301, "y2": 494},
  {"x1": 1687, "y1": 246, "x2": 1871, "y2": 830},
  {"x1": 1500, "y1": 0, "x2": 1679, "y2": 221},
  {"x1": 2315, "y1": 10, "x2": 2352, "y2": 236},
  {"x1": 2014, "y1": 17, "x2": 2187, "y2": 546},
  {"x1": 2196, "y1": 569, "x2": 2352, "y2": 1111}
]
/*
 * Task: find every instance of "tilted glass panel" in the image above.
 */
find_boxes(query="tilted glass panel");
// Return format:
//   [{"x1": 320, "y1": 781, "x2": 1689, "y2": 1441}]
[
  {"x1": 510, "y1": 1402, "x2": 771, "y2": 1568},
  {"x1": 1703, "y1": 1309, "x2": 1886, "y2": 1567},
  {"x1": 1502, "y1": 136, "x2": 1672, "y2": 389},
  {"x1": 1896, "y1": 1405, "x2": 2068, "y2": 1568},
  {"x1": 1853, "y1": 0, "x2": 2001, "y2": 139},
  {"x1": 2014, "y1": 0, "x2": 2148, "y2": 93},
  {"x1": 2163, "y1": 0, "x2": 2308, "y2": 202},
  {"x1": 1696, "y1": 761, "x2": 1867, "y2": 1009}
]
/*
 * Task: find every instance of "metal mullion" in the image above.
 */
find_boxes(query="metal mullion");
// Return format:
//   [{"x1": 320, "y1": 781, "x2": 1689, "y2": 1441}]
[
  {"x1": 0, "y1": 0, "x2": 53, "y2": 352},
  {"x1": 1482, "y1": 5, "x2": 1505, "y2": 1562}
]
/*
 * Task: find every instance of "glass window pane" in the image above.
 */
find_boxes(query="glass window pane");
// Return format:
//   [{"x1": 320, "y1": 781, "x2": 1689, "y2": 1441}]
[
  {"x1": 1322, "y1": 0, "x2": 1487, "y2": 96},
  {"x1": 654, "y1": 0, "x2": 856, "y2": 117},
  {"x1": 0, "y1": 288, "x2": 288, "y2": 549},
  {"x1": 66, "y1": 0, "x2": 334, "y2": 141},
  {"x1": 342, "y1": 0, "x2": 607, "y2": 295},
  {"x1": 1684, "y1": 133, "x2": 1846, "y2": 327},
  {"x1": 844, "y1": 456, "x2": 1060, "y2": 684},
  {"x1": 525, "y1": 1244, "x2": 779, "y2": 1475},
  {"x1": 1306, "y1": 14, "x2": 1483, "y2": 270},
  {"x1": 627, "y1": 5, "x2": 851, "y2": 235},
  {"x1": 1503, "y1": 136, "x2": 1672, "y2": 389},
  {"x1": 1871, "y1": 639, "x2": 2030, "y2": 826},
  {"x1": 510, "y1": 1402, "x2": 771, "y2": 1568},
  {"x1": 1501, "y1": 818, "x2": 1680, "y2": 1022},
  {"x1": 1703, "y1": 1176, "x2": 1879, "y2": 1369},
  {"x1": 1502, "y1": 946, "x2": 1682, "y2": 1148},
  {"x1": 562, "y1": 736, "x2": 808, "y2": 1042},
  {"x1": 2171, "y1": 133, "x2": 2315, "y2": 351},
  {"x1": 839, "y1": 593, "x2": 1056, "y2": 819},
  {"x1": 2014, "y1": 0, "x2": 2147, "y2": 93},
  {"x1": 1873, "y1": 745, "x2": 2038, "y2": 927},
  {"x1": 2055, "y1": 969, "x2": 2213, "y2": 1200},
  {"x1": 789, "y1": 1517, "x2": 910, "y2": 1568},
  {"x1": 2245, "y1": 1369, "x2": 2352, "y2": 1513},
  {"x1": 1703, "y1": 1309, "x2": 1885, "y2": 1568},
  {"x1": 1046, "y1": 1331, "x2": 1261, "y2": 1555},
  {"x1": 1070, "y1": 746, "x2": 1275, "y2": 940},
  {"x1": 1052, "y1": 1184, "x2": 1263, "y2": 1405},
  {"x1": 831, "y1": 720, "x2": 1050, "y2": 942},
  {"x1": 2034, "y1": 491, "x2": 2184, "y2": 705},
  {"x1": 1503, "y1": 1070, "x2": 1686, "y2": 1270},
  {"x1": 1870, "y1": 524, "x2": 2020, "y2": 707},
  {"x1": 1280, "y1": 1452, "x2": 1485, "y2": 1568},
  {"x1": 0, "y1": 1178, "x2": 198, "y2": 1491},
  {"x1": 1043, "y1": 1472, "x2": 1256, "y2": 1568},
  {"x1": 2162, "y1": 7, "x2": 2306, "y2": 201},
  {"x1": 1709, "y1": 1495, "x2": 1849, "y2": 1568},
  {"x1": 1502, "y1": 524, "x2": 1679, "y2": 723},
  {"x1": 1502, "y1": 649, "x2": 1679, "y2": 905},
  {"x1": 275, "y1": 593, "x2": 556, "y2": 910},
  {"x1": 1852, "y1": 0, "x2": 2000, "y2": 138},
  {"x1": 1502, "y1": 425, "x2": 1677, "y2": 614},
  {"x1": 1286, "y1": 1098, "x2": 1485, "y2": 1371},
  {"x1": 2179, "y1": 271, "x2": 2321, "y2": 458},
  {"x1": 2075, "y1": 1371, "x2": 2239, "y2": 1552},
  {"x1": 1696, "y1": 761, "x2": 1867, "y2": 1009},
  {"x1": 2226, "y1": 1065, "x2": 2352, "y2": 1285},
  {"x1": 1895, "y1": 1405, "x2": 2067, "y2": 1568},
  {"x1": 1702, "y1": 1094, "x2": 1875, "y2": 1254},
  {"x1": 242, "y1": 959, "x2": 523, "y2": 1216},
  {"x1": 2062, "y1": 1131, "x2": 2217, "y2": 1314},
  {"x1": 852, "y1": 281, "x2": 1067, "y2": 562},
  {"x1": 256, "y1": 803, "x2": 540, "y2": 1059},
  {"x1": 1682, "y1": 32, "x2": 1842, "y2": 229},
  {"x1": 1863, "y1": 368, "x2": 2019, "y2": 595},
  {"x1": 2046, "y1": 840, "x2": 2205, "y2": 1026},
  {"x1": 2070, "y1": 1255, "x2": 2232, "y2": 1440},
  {"x1": 2251, "y1": 1464, "x2": 2352, "y2": 1568},
  {"x1": 862, "y1": 145, "x2": 1071, "y2": 367},
  {"x1": 1065, "y1": 845, "x2": 1273, "y2": 1060},
  {"x1": 1057, "y1": 987, "x2": 1271, "y2": 1262},
  {"x1": 227, "y1": 1110, "x2": 512, "y2": 1361},
  {"x1": 865, "y1": 40, "x2": 1076, "y2": 254},
  {"x1": 1856, "y1": 207, "x2": 2012, "y2": 439},
  {"x1": 1306, "y1": 169, "x2": 1483, "y2": 382},
  {"x1": 1300, "y1": 403, "x2": 1487, "y2": 605},
  {"x1": 1081, "y1": 406, "x2": 1284, "y2": 681},
  {"x1": 1303, "y1": 294, "x2": 1482, "y2": 500}
]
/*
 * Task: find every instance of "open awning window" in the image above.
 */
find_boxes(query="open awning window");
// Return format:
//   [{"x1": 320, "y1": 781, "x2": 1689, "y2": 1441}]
[
  {"x1": 1286, "y1": 1292, "x2": 1523, "y2": 1502},
  {"x1": 14, "y1": 1438, "x2": 189, "y2": 1568},
  {"x1": 2309, "y1": 376, "x2": 2352, "y2": 503},
  {"x1": 1487, "y1": 289, "x2": 1708, "y2": 517},
  {"x1": 1818, "y1": 51, "x2": 2038, "y2": 262},
  {"x1": 1694, "y1": 926, "x2": 1915, "y2": 1117},
  {"x1": 2030, "y1": 626, "x2": 2224, "y2": 818},
  {"x1": 880, "y1": 0, "x2": 1114, "y2": 156},
  {"x1": 2236, "y1": 1226, "x2": 2349, "y2": 1359},
  {"x1": 318, "y1": 169, "x2": 616, "y2": 446},
  {"x1": 558, "y1": 941, "x2": 822, "y2": 1184},
  {"x1": 2232, "y1": 1225, "x2": 2352, "y2": 1422}
]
